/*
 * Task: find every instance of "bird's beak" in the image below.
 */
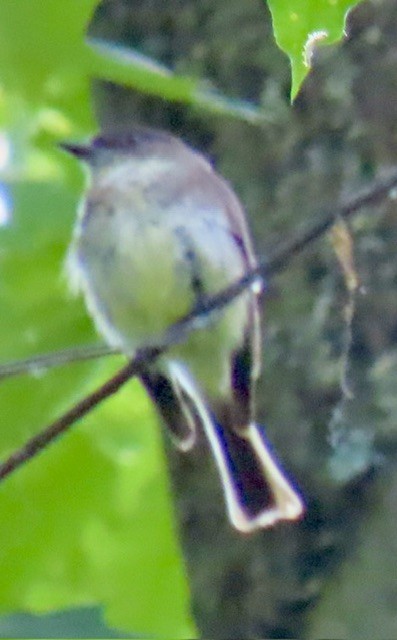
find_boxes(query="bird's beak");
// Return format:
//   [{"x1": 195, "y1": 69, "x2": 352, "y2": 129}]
[{"x1": 58, "y1": 142, "x2": 93, "y2": 161}]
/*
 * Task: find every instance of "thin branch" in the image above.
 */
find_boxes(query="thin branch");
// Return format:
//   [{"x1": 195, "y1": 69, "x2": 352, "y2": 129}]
[
  {"x1": 0, "y1": 347, "x2": 162, "y2": 481},
  {"x1": 264, "y1": 171, "x2": 397, "y2": 276},
  {"x1": 0, "y1": 344, "x2": 119, "y2": 381},
  {"x1": 0, "y1": 169, "x2": 396, "y2": 482}
]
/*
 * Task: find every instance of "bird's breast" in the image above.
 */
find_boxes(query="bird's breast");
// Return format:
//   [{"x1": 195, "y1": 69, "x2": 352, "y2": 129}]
[{"x1": 71, "y1": 197, "x2": 249, "y2": 364}]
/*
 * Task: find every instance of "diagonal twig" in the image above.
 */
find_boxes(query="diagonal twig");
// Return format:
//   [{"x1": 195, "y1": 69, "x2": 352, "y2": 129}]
[
  {"x1": 0, "y1": 169, "x2": 396, "y2": 482},
  {"x1": 0, "y1": 347, "x2": 161, "y2": 481},
  {"x1": 0, "y1": 344, "x2": 118, "y2": 381}
]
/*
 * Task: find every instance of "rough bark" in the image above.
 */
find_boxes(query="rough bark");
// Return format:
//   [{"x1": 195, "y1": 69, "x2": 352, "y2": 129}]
[{"x1": 89, "y1": 1, "x2": 397, "y2": 636}]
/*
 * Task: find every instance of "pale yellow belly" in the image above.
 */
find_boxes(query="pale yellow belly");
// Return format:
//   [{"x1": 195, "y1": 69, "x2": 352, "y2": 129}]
[{"x1": 71, "y1": 206, "x2": 250, "y2": 393}]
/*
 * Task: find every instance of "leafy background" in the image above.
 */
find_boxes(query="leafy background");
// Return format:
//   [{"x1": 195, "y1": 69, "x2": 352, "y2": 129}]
[
  {"x1": 3, "y1": 0, "x2": 397, "y2": 638},
  {"x1": 0, "y1": 0, "x2": 194, "y2": 636}
]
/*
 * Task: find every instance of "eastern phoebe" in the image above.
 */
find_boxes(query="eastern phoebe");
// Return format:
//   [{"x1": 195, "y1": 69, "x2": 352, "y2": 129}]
[{"x1": 62, "y1": 127, "x2": 303, "y2": 533}]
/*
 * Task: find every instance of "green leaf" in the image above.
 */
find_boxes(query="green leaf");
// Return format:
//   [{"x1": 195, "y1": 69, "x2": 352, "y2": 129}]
[{"x1": 266, "y1": 0, "x2": 363, "y2": 100}]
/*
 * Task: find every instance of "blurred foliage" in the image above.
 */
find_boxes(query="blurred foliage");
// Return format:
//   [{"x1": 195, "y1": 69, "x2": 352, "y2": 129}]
[
  {"x1": 0, "y1": 0, "x2": 195, "y2": 637},
  {"x1": 0, "y1": 182, "x2": 193, "y2": 635}
]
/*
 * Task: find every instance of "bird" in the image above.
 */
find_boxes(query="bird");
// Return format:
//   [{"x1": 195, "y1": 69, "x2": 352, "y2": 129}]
[{"x1": 61, "y1": 127, "x2": 304, "y2": 533}]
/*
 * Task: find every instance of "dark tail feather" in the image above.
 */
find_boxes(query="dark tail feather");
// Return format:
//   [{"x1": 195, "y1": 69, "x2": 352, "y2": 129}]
[
  {"x1": 210, "y1": 419, "x2": 304, "y2": 532},
  {"x1": 140, "y1": 369, "x2": 197, "y2": 451},
  {"x1": 167, "y1": 362, "x2": 304, "y2": 533}
]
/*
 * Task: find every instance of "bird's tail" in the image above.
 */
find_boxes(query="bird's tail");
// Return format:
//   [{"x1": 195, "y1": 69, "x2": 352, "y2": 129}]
[
  {"x1": 168, "y1": 362, "x2": 304, "y2": 533},
  {"x1": 207, "y1": 418, "x2": 304, "y2": 532}
]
